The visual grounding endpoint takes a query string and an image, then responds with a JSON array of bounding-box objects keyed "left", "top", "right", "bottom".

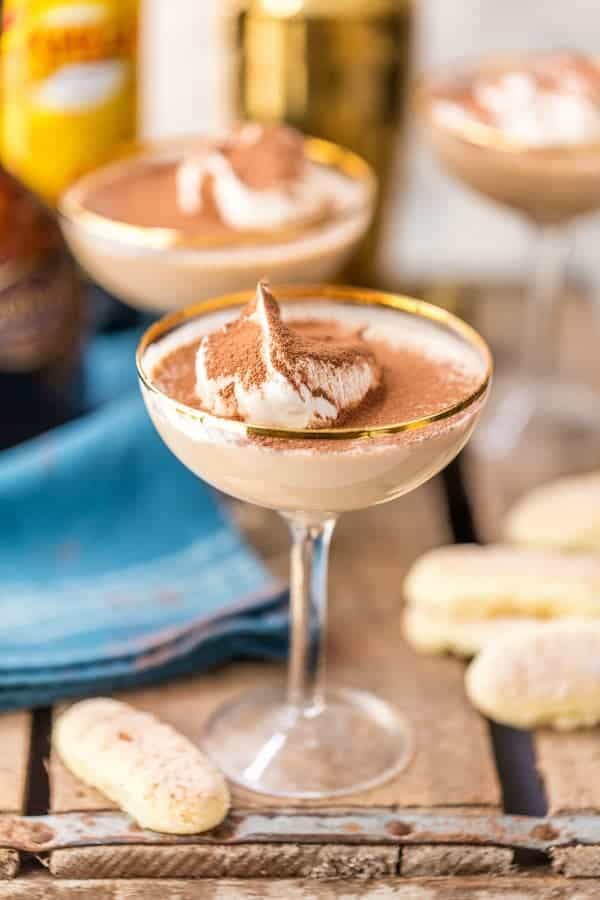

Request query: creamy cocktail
[
  {"left": 421, "top": 52, "right": 600, "bottom": 222},
  {"left": 419, "top": 51, "right": 600, "bottom": 480},
  {"left": 60, "top": 125, "right": 375, "bottom": 313},
  {"left": 141, "top": 283, "right": 489, "bottom": 512},
  {"left": 137, "top": 283, "right": 491, "bottom": 798}
]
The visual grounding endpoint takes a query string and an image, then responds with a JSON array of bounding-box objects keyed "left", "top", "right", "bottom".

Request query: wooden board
[
  {"left": 461, "top": 284, "right": 600, "bottom": 877},
  {"left": 4, "top": 873, "right": 600, "bottom": 900},
  {"left": 536, "top": 728, "right": 600, "bottom": 877},
  {"left": 48, "top": 481, "right": 501, "bottom": 878},
  {"left": 0, "top": 712, "right": 32, "bottom": 878},
  {"left": 48, "top": 844, "right": 400, "bottom": 880},
  {"left": 537, "top": 730, "right": 600, "bottom": 817},
  {"left": 0, "top": 713, "right": 31, "bottom": 815},
  {"left": 462, "top": 440, "right": 600, "bottom": 878},
  {"left": 467, "top": 408, "right": 600, "bottom": 870},
  {"left": 46, "top": 842, "right": 515, "bottom": 880}
]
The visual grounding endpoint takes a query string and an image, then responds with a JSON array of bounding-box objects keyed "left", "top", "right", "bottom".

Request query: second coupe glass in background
[{"left": 58, "top": 136, "right": 375, "bottom": 313}]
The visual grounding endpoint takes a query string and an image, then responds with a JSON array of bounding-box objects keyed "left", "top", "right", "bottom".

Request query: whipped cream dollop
[
  {"left": 195, "top": 281, "right": 381, "bottom": 428},
  {"left": 176, "top": 124, "right": 331, "bottom": 231},
  {"left": 434, "top": 52, "right": 600, "bottom": 146}
]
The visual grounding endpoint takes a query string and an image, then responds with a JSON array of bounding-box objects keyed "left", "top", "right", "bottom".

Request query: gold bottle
[{"left": 238, "top": 0, "right": 414, "bottom": 282}]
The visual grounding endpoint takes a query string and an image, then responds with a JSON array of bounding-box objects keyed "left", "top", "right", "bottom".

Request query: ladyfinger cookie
[
  {"left": 465, "top": 621, "right": 600, "bottom": 730},
  {"left": 54, "top": 698, "right": 230, "bottom": 834},
  {"left": 505, "top": 471, "right": 600, "bottom": 551},
  {"left": 403, "top": 606, "right": 538, "bottom": 657},
  {"left": 404, "top": 544, "right": 600, "bottom": 624}
]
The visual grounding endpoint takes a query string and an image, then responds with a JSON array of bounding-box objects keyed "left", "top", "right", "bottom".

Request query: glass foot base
[{"left": 202, "top": 686, "right": 413, "bottom": 799}]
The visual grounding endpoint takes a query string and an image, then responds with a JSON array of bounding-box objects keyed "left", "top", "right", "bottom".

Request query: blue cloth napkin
[{"left": 0, "top": 329, "right": 288, "bottom": 710}]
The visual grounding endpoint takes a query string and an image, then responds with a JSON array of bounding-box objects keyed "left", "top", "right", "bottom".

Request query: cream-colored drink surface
[
  {"left": 140, "top": 294, "right": 487, "bottom": 511},
  {"left": 147, "top": 299, "right": 484, "bottom": 433}
]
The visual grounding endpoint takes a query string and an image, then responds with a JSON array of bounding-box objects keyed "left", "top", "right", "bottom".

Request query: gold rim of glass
[
  {"left": 136, "top": 285, "right": 493, "bottom": 442},
  {"left": 58, "top": 136, "right": 377, "bottom": 252},
  {"left": 415, "top": 55, "right": 600, "bottom": 155}
]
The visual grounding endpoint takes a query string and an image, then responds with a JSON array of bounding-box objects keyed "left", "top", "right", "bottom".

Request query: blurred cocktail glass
[
  {"left": 59, "top": 136, "right": 375, "bottom": 314},
  {"left": 418, "top": 53, "right": 600, "bottom": 481}
]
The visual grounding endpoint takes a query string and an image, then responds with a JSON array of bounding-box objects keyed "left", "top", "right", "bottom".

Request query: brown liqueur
[
  {"left": 85, "top": 161, "right": 234, "bottom": 235},
  {"left": 83, "top": 124, "right": 331, "bottom": 236},
  {"left": 152, "top": 307, "right": 483, "bottom": 447}
]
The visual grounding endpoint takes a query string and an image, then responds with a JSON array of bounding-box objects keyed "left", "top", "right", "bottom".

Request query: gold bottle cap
[{"left": 248, "top": 0, "right": 410, "bottom": 18}]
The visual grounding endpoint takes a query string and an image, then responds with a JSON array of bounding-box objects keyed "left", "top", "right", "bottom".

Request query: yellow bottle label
[{"left": 1, "top": 0, "right": 137, "bottom": 203}]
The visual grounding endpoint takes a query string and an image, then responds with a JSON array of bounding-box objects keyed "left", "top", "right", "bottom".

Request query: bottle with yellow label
[{"left": 1, "top": 0, "right": 138, "bottom": 204}]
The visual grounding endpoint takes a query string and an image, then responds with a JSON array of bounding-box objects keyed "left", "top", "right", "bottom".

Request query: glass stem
[
  {"left": 283, "top": 513, "right": 337, "bottom": 713},
  {"left": 520, "top": 225, "right": 571, "bottom": 384}
]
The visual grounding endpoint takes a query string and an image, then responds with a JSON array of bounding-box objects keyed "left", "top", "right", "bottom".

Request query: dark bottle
[{"left": 0, "top": 169, "right": 84, "bottom": 449}]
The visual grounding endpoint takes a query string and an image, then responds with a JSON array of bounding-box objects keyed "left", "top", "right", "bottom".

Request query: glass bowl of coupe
[
  {"left": 59, "top": 125, "right": 376, "bottom": 313},
  {"left": 137, "top": 281, "right": 492, "bottom": 799}
]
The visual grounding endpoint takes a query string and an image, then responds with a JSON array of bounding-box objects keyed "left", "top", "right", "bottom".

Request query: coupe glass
[
  {"left": 418, "top": 58, "right": 600, "bottom": 473},
  {"left": 58, "top": 136, "right": 375, "bottom": 314},
  {"left": 137, "top": 285, "right": 492, "bottom": 799}
]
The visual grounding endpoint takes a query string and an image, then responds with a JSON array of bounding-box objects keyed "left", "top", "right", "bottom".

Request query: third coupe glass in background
[{"left": 419, "top": 53, "right": 600, "bottom": 480}]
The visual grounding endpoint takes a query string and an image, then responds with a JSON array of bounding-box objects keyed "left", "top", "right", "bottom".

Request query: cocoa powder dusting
[
  {"left": 434, "top": 52, "right": 600, "bottom": 127},
  {"left": 199, "top": 282, "right": 380, "bottom": 416},
  {"left": 202, "top": 308, "right": 266, "bottom": 392},
  {"left": 525, "top": 52, "right": 600, "bottom": 99},
  {"left": 226, "top": 124, "right": 305, "bottom": 190},
  {"left": 85, "top": 125, "right": 314, "bottom": 234},
  {"left": 152, "top": 296, "right": 482, "bottom": 444}
]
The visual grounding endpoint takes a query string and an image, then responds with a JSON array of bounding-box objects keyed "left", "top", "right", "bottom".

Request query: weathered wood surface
[
  {"left": 0, "top": 854, "right": 19, "bottom": 881},
  {"left": 47, "top": 843, "right": 519, "bottom": 880},
  {"left": 48, "top": 482, "right": 501, "bottom": 878},
  {"left": 0, "top": 712, "right": 32, "bottom": 878},
  {"left": 0, "top": 712, "right": 31, "bottom": 814},
  {"left": 467, "top": 416, "right": 600, "bottom": 851},
  {"left": 5, "top": 873, "right": 600, "bottom": 899},
  {"left": 551, "top": 845, "right": 600, "bottom": 878},
  {"left": 49, "top": 844, "right": 399, "bottom": 880},
  {"left": 463, "top": 285, "right": 600, "bottom": 876},
  {"left": 536, "top": 731, "right": 600, "bottom": 817},
  {"left": 400, "top": 847, "right": 513, "bottom": 878}
]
